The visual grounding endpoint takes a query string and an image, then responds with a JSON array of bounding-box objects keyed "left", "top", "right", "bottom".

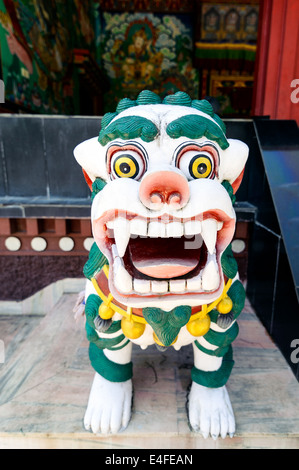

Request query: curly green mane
[{"left": 98, "top": 90, "right": 228, "bottom": 149}]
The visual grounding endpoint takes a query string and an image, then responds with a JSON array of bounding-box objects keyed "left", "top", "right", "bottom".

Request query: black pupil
[
  {"left": 198, "top": 162, "right": 207, "bottom": 174},
  {"left": 120, "top": 162, "right": 131, "bottom": 174}
]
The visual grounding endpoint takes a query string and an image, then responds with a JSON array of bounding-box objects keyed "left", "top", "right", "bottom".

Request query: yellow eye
[
  {"left": 176, "top": 146, "right": 217, "bottom": 181},
  {"left": 189, "top": 155, "right": 212, "bottom": 179},
  {"left": 113, "top": 154, "right": 139, "bottom": 178}
]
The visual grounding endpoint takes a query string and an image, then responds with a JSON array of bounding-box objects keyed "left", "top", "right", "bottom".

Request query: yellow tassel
[
  {"left": 216, "top": 296, "right": 233, "bottom": 314},
  {"left": 187, "top": 309, "right": 211, "bottom": 337},
  {"left": 98, "top": 302, "right": 114, "bottom": 320},
  {"left": 121, "top": 317, "right": 146, "bottom": 339}
]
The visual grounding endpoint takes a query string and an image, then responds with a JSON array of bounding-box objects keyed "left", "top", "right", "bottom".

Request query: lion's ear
[
  {"left": 219, "top": 139, "right": 249, "bottom": 194},
  {"left": 73, "top": 137, "right": 108, "bottom": 187},
  {"left": 231, "top": 168, "right": 245, "bottom": 194},
  {"left": 82, "top": 169, "right": 93, "bottom": 191}
]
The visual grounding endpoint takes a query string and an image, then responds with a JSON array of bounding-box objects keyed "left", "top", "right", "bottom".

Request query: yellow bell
[
  {"left": 98, "top": 303, "right": 114, "bottom": 320},
  {"left": 217, "top": 296, "right": 233, "bottom": 314},
  {"left": 121, "top": 317, "right": 146, "bottom": 339},
  {"left": 187, "top": 314, "right": 211, "bottom": 337}
]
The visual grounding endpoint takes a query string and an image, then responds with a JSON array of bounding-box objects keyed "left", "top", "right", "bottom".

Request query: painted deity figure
[{"left": 74, "top": 91, "right": 248, "bottom": 438}]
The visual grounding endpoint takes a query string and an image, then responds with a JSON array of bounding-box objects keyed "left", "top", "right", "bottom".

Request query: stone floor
[{"left": 0, "top": 285, "right": 299, "bottom": 449}]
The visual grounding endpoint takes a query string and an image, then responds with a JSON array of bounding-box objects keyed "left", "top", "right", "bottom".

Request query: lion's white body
[{"left": 74, "top": 93, "right": 248, "bottom": 438}]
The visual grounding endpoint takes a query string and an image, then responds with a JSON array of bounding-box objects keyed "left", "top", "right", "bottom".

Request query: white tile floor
[{"left": 0, "top": 292, "right": 299, "bottom": 449}]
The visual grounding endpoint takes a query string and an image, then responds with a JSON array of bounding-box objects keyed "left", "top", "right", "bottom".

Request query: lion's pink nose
[{"left": 139, "top": 171, "right": 190, "bottom": 210}]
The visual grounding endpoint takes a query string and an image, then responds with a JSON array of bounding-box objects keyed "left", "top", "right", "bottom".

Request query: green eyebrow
[
  {"left": 98, "top": 115, "right": 159, "bottom": 146},
  {"left": 166, "top": 114, "right": 229, "bottom": 150}
]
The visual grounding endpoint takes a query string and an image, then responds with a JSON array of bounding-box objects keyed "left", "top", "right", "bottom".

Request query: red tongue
[{"left": 128, "top": 237, "right": 199, "bottom": 279}]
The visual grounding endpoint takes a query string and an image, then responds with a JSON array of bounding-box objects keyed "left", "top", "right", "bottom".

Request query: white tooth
[
  {"left": 148, "top": 221, "right": 166, "bottom": 237},
  {"left": 169, "top": 279, "right": 186, "bottom": 293},
  {"left": 217, "top": 221, "right": 223, "bottom": 231},
  {"left": 151, "top": 280, "right": 168, "bottom": 293},
  {"left": 160, "top": 230, "right": 168, "bottom": 238},
  {"left": 201, "top": 255, "right": 219, "bottom": 291},
  {"left": 112, "top": 243, "right": 119, "bottom": 259},
  {"left": 187, "top": 274, "right": 202, "bottom": 291},
  {"left": 114, "top": 257, "right": 133, "bottom": 294},
  {"left": 201, "top": 219, "right": 217, "bottom": 255},
  {"left": 113, "top": 217, "right": 131, "bottom": 257},
  {"left": 107, "top": 220, "right": 114, "bottom": 229},
  {"left": 133, "top": 278, "right": 151, "bottom": 294},
  {"left": 184, "top": 220, "right": 201, "bottom": 236},
  {"left": 130, "top": 218, "right": 147, "bottom": 237},
  {"left": 166, "top": 222, "right": 184, "bottom": 238}
]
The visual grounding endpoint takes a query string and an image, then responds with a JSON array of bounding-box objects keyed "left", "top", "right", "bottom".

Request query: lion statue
[{"left": 74, "top": 90, "right": 248, "bottom": 439}]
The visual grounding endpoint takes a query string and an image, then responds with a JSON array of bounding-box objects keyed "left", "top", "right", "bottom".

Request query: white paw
[
  {"left": 84, "top": 372, "right": 133, "bottom": 434},
  {"left": 188, "top": 382, "right": 235, "bottom": 439}
]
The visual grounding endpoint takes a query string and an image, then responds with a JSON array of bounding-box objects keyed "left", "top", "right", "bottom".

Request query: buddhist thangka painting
[{"left": 97, "top": 11, "right": 199, "bottom": 112}]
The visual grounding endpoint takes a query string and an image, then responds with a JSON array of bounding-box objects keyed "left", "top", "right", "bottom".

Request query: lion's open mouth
[{"left": 93, "top": 209, "right": 235, "bottom": 306}]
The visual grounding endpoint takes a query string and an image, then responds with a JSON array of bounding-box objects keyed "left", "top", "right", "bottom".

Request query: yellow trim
[
  {"left": 195, "top": 42, "right": 256, "bottom": 52},
  {"left": 127, "top": 306, "right": 133, "bottom": 322},
  {"left": 103, "top": 264, "right": 109, "bottom": 278},
  {"left": 91, "top": 265, "right": 233, "bottom": 326},
  {"left": 106, "top": 293, "right": 113, "bottom": 306},
  {"left": 91, "top": 275, "right": 147, "bottom": 324},
  {"left": 189, "top": 278, "right": 232, "bottom": 322}
]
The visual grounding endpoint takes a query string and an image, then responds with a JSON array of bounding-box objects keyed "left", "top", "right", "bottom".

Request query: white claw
[
  {"left": 188, "top": 383, "right": 235, "bottom": 440},
  {"left": 84, "top": 373, "right": 132, "bottom": 435}
]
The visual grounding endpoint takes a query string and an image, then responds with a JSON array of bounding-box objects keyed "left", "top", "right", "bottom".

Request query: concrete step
[{"left": 0, "top": 288, "right": 299, "bottom": 449}]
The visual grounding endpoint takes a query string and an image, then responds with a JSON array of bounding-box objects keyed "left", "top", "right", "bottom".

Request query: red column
[{"left": 252, "top": 0, "right": 299, "bottom": 124}]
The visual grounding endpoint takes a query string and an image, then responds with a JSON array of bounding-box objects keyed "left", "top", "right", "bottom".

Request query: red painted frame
[{"left": 252, "top": 0, "right": 299, "bottom": 124}]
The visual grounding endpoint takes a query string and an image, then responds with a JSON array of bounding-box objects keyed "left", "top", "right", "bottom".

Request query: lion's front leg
[
  {"left": 84, "top": 343, "right": 133, "bottom": 434},
  {"left": 188, "top": 382, "right": 235, "bottom": 439},
  {"left": 187, "top": 342, "right": 235, "bottom": 439}
]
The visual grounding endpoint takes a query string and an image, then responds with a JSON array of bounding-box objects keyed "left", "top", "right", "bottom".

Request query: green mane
[{"left": 98, "top": 90, "right": 228, "bottom": 148}]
